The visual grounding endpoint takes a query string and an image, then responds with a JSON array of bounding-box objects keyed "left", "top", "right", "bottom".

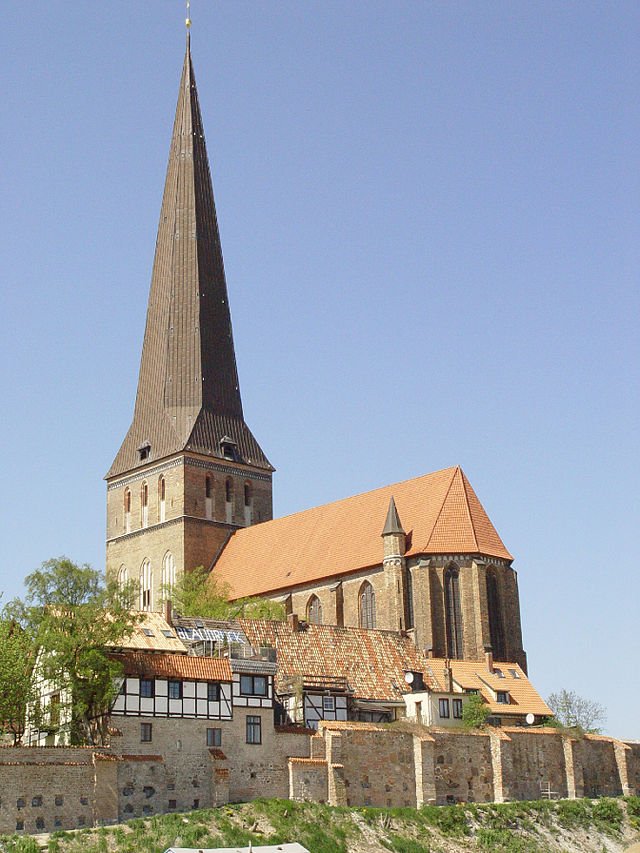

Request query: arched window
[
  {"left": 161, "top": 552, "right": 176, "bottom": 598},
  {"left": 444, "top": 565, "right": 463, "bottom": 659},
  {"left": 486, "top": 568, "right": 506, "bottom": 661},
  {"left": 117, "top": 565, "right": 128, "bottom": 590},
  {"left": 140, "top": 560, "right": 152, "bottom": 611},
  {"left": 225, "top": 478, "right": 233, "bottom": 524},
  {"left": 124, "top": 489, "right": 131, "bottom": 534},
  {"left": 243, "top": 482, "right": 252, "bottom": 526},
  {"left": 141, "top": 482, "right": 148, "bottom": 528},
  {"left": 158, "top": 476, "right": 166, "bottom": 523},
  {"left": 205, "top": 475, "right": 213, "bottom": 519},
  {"left": 359, "top": 581, "right": 376, "bottom": 629},
  {"left": 306, "top": 594, "right": 323, "bottom": 625},
  {"left": 405, "top": 567, "right": 414, "bottom": 630}
]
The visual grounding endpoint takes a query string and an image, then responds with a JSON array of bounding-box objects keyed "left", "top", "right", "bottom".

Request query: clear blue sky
[{"left": 1, "top": 2, "right": 638, "bottom": 738}]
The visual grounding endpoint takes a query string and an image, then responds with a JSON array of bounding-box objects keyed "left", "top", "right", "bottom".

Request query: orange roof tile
[
  {"left": 110, "top": 651, "right": 231, "bottom": 682},
  {"left": 431, "top": 658, "right": 552, "bottom": 717},
  {"left": 213, "top": 466, "right": 512, "bottom": 599},
  {"left": 239, "top": 619, "right": 439, "bottom": 702}
]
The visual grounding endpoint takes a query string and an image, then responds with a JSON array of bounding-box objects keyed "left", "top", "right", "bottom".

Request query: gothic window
[
  {"left": 141, "top": 482, "right": 148, "bottom": 528},
  {"left": 161, "top": 552, "right": 176, "bottom": 597},
  {"left": 406, "top": 567, "right": 414, "bottom": 629},
  {"left": 359, "top": 581, "right": 376, "bottom": 629},
  {"left": 117, "top": 565, "right": 128, "bottom": 590},
  {"left": 306, "top": 594, "right": 323, "bottom": 625},
  {"left": 486, "top": 568, "right": 506, "bottom": 661},
  {"left": 205, "top": 475, "right": 213, "bottom": 520},
  {"left": 140, "top": 559, "right": 152, "bottom": 611},
  {"left": 225, "top": 478, "right": 233, "bottom": 524},
  {"left": 124, "top": 489, "right": 131, "bottom": 534},
  {"left": 444, "top": 565, "right": 463, "bottom": 659},
  {"left": 158, "top": 476, "right": 166, "bottom": 523},
  {"left": 244, "top": 482, "right": 252, "bottom": 525}
]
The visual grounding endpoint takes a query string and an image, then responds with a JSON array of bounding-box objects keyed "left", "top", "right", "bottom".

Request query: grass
[{"left": 0, "top": 797, "right": 637, "bottom": 852}]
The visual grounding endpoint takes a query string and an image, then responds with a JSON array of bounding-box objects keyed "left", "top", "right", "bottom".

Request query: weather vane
[{"left": 186, "top": 0, "right": 192, "bottom": 30}]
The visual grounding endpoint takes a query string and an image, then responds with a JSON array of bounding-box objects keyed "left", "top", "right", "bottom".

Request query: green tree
[
  {"left": 0, "top": 619, "right": 36, "bottom": 744},
  {"left": 168, "top": 566, "right": 285, "bottom": 621},
  {"left": 461, "top": 693, "right": 491, "bottom": 730},
  {"left": 547, "top": 689, "right": 606, "bottom": 734},
  {"left": 3, "top": 557, "right": 140, "bottom": 746}
]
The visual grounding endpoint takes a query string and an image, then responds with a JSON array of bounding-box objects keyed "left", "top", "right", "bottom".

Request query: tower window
[
  {"left": 205, "top": 475, "right": 212, "bottom": 499},
  {"left": 220, "top": 436, "right": 238, "bottom": 461},
  {"left": 243, "top": 482, "right": 252, "bottom": 525},
  {"left": 140, "top": 559, "right": 152, "bottom": 611},
  {"left": 225, "top": 478, "right": 233, "bottom": 503},
  {"left": 159, "top": 477, "right": 166, "bottom": 523},
  {"left": 359, "top": 581, "right": 376, "bottom": 629},
  {"left": 205, "top": 475, "right": 213, "bottom": 520},
  {"left": 161, "top": 552, "right": 176, "bottom": 597},
  {"left": 124, "top": 489, "right": 131, "bottom": 534},
  {"left": 141, "top": 483, "right": 148, "bottom": 528},
  {"left": 486, "top": 568, "right": 506, "bottom": 661}
]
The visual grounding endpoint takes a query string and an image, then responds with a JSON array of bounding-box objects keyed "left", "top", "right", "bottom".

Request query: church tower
[{"left": 105, "top": 36, "right": 273, "bottom": 609}]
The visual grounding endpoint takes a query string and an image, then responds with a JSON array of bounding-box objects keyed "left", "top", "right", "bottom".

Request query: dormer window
[
  {"left": 496, "top": 691, "right": 509, "bottom": 704},
  {"left": 138, "top": 442, "right": 151, "bottom": 462},
  {"left": 219, "top": 436, "right": 238, "bottom": 462}
]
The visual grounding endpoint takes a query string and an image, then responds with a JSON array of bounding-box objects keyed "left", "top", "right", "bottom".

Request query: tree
[
  {"left": 3, "top": 557, "right": 140, "bottom": 746},
  {"left": 547, "top": 689, "right": 606, "bottom": 734},
  {"left": 461, "top": 694, "right": 491, "bottom": 730},
  {"left": 167, "top": 566, "right": 285, "bottom": 621},
  {"left": 0, "top": 619, "right": 36, "bottom": 744}
]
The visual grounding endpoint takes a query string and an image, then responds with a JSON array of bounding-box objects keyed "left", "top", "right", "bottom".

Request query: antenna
[{"left": 185, "top": 0, "right": 192, "bottom": 30}]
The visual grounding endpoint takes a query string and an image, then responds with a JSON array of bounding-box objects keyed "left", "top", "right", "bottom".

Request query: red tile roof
[
  {"left": 213, "top": 466, "right": 511, "bottom": 599},
  {"left": 110, "top": 651, "right": 231, "bottom": 682},
  {"left": 239, "top": 619, "right": 439, "bottom": 702}
]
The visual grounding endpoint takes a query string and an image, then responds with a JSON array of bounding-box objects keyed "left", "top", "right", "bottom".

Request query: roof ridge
[
  {"left": 458, "top": 467, "right": 480, "bottom": 552},
  {"left": 422, "top": 466, "right": 459, "bottom": 552}
]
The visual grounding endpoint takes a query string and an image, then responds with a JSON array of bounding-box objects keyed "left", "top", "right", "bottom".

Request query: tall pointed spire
[{"left": 108, "top": 38, "right": 271, "bottom": 477}]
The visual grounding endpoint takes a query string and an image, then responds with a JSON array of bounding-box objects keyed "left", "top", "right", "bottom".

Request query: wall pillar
[
  {"left": 614, "top": 740, "right": 636, "bottom": 796},
  {"left": 413, "top": 734, "right": 436, "bottom": 807},
  {"left": 489, "top": 730, "right": 509, "bottom": 803}
]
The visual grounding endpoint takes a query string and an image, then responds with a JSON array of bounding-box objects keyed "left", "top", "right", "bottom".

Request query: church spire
[{"left": 108, "top": 38, "right": 271, "bottom": 477}]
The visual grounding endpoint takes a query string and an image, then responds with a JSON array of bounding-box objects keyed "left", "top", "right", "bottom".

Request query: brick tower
[{"left": 105, "top": 36, "right": 273, "bottom": 609}]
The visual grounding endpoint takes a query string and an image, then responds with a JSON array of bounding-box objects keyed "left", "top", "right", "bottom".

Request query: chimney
[
  {"left": 425, "top": 647, "right": 434, "bottom": 659},
  {"left": 484, "top": 645, "right": 494, "bottom": 673},
  {"left": 288, "top": 613, "right": 300, "bottom": 632},
  {"left": 164, "top": 598, "right": 173, "bottom": 627},
  {"left": 442, "top": 664, "right": 453, "bottom": 693}
]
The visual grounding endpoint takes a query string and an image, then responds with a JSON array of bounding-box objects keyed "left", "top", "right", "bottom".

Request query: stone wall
[{"left": 430, "top": 729, "right": 494, "bottom": 805}]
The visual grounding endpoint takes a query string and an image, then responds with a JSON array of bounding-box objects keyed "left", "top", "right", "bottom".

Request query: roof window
[
  {"left": 219, "top": 435, "right": 238, "bottom": 461},
  {"left": 161, "top": 629, "right": 174, "bottom": 638},
  {"left": 508, "top": 668, "right": 520, "bottom": 679},
  {"left": 138, "top": 442, "right": 151, "bottom": 462},
  {"left": 494, "top": 668, "right": 505, "bottom": 678},
  {"left": 142, "top": 628, "right": 155, "bottom": 637}
]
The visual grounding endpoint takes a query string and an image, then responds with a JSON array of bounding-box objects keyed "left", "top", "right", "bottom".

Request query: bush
[{"left": 462, "top": 694, "right": 491, "bottom": 729}]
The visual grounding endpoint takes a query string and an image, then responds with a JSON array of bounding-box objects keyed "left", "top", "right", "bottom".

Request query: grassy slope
[{"left": 2, "top": 797, "right": 640, "bottom": 853}]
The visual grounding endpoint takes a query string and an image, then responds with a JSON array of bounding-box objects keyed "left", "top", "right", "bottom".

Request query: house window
[
  {"left": 246, "top": 715, "right": 261, "bottom": 744},
  {"left": 496, "top": 691, "right": 509, "bottom": 704},
  {"left": 306, "top": 594, "right": 323, "bottom": 625},
  {"left": 124, "top": 489, "right": 131, "bottom": 533},
  {"left": 207, "top": 683, "right": 220, "bottom": 702},
  {"left": 161, "top": 551, "right": 176, "bottom": 597},
  {"left": 322, "top": 696, "right": 335, "bottom": 712},
  {"left": 444, "top": 566, "right": 463, "bottom": 659},
  {"left": 140, "top": 723, "right": 152, "bottom": 742},
  {"left": 168, "top": 680, "right": 182, "bottom": 700},
  {"left": 359, "top": 581, "right": 376, "bottom": 629},
  {"left": 240, "top": 675, "right": 267, "bottom": 696},
  {"left": 439, "top": 698, "right": 450, "bottom": 718},
  {"left": 452, "top": 698, "right": 463, "bottom": 719},
  {"left": 140, "top": 560, "right": 152, "bottom": 611},
  {"left": 140, "top": 679, "right": 154, "bottom": 699},
  {"left": 206, "top": 728, "right": 222, "bottom": 747}
]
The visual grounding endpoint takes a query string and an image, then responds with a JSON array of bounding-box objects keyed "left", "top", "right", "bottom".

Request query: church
[{"left": 106, "top": 35, "right": 527, "bottom": 673}]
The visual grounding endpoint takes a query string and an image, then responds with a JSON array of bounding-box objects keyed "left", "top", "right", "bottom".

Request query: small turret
[{"left": 381, "top": 496, "right": 406, "bottom": 560}]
